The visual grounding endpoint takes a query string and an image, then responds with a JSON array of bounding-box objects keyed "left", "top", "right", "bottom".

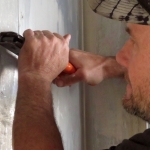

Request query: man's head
[
  {"left": 88, "top": 0, "right": 150, "bottom": 122},
  {"left": 116, "top": 23, "right": 150, "bottom": 123}
]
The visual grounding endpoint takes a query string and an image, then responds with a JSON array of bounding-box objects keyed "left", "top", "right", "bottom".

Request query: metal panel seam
[{"left": 79, "top": 0, "right": 86, "bottom": 149}]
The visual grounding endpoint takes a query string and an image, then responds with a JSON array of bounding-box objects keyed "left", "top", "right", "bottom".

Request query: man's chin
[
  {"left": 122, "top": 95, "right": 150, "bottom": 123},
  {"left": 122, "top": 96, "right": 135, "bottom": 115}
]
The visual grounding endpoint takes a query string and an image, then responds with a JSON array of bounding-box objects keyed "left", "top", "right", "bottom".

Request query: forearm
[
  {"left": 103, "top": 56, "right": 126, "bottom": 79},
  {"left": 13, "top": 74, "right": 63, "bottom": 150}
]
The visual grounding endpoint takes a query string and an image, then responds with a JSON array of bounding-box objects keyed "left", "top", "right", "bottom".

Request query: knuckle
[
  {"left": 25, "top": 29, "right": 32, "bottom": 33},
  {"left": 41, "top": 35, "right": 48, "bottom": 42},
  {"left": 23, "top": 29, "right": 33, "bottom": 36},
  {"left": 34, "top": 30, "right": 43, "bottom": 36},
  {"left": 50, "top": 35, "right": 56, "bottom": 42}
]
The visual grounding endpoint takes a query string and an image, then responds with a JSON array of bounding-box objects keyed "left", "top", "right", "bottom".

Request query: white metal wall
[{"left": 0, "top": 0, "right": 82, "bottom": 150}]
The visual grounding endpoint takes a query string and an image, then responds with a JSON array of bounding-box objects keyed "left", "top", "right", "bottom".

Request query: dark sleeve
[{"left": 105, "top": 129, "right": 150, "bottom": 150}]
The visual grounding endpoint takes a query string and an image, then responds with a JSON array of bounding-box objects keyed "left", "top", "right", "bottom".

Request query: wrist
[
  {"left": 18, "top": 72, "right": 52, "bottom": 84},
  {"left": 17, "top": 72, "right": 52, "bottom": 107}
]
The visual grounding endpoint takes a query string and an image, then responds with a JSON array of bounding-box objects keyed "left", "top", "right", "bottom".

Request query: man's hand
[
  {"left": 54, "top": 49, "right": 126, "bottom": 87},
  {"left": 13, "top": 29, "right": 71, "bottom": 150},
  {"left": 18, "top": 29, "right": 71, "bottom": 82}
]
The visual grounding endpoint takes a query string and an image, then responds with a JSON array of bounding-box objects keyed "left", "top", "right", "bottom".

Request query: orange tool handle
[{"left": 63, "top": 62, "right": 76, "bottom": 74}]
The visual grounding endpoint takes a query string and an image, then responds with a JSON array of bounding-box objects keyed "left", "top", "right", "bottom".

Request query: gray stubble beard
[{"left": 122, "top": 91, "right": 150, "bottom": 124}]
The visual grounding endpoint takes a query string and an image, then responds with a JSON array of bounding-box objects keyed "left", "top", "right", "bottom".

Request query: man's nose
[{"left": 116, "top": 40, "right": 131, "bottom": 68}]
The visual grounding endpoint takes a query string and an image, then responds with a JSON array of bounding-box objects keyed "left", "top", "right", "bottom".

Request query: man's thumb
[{"left": 64, "top": 34, "right": 71, "bottom": 44}]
